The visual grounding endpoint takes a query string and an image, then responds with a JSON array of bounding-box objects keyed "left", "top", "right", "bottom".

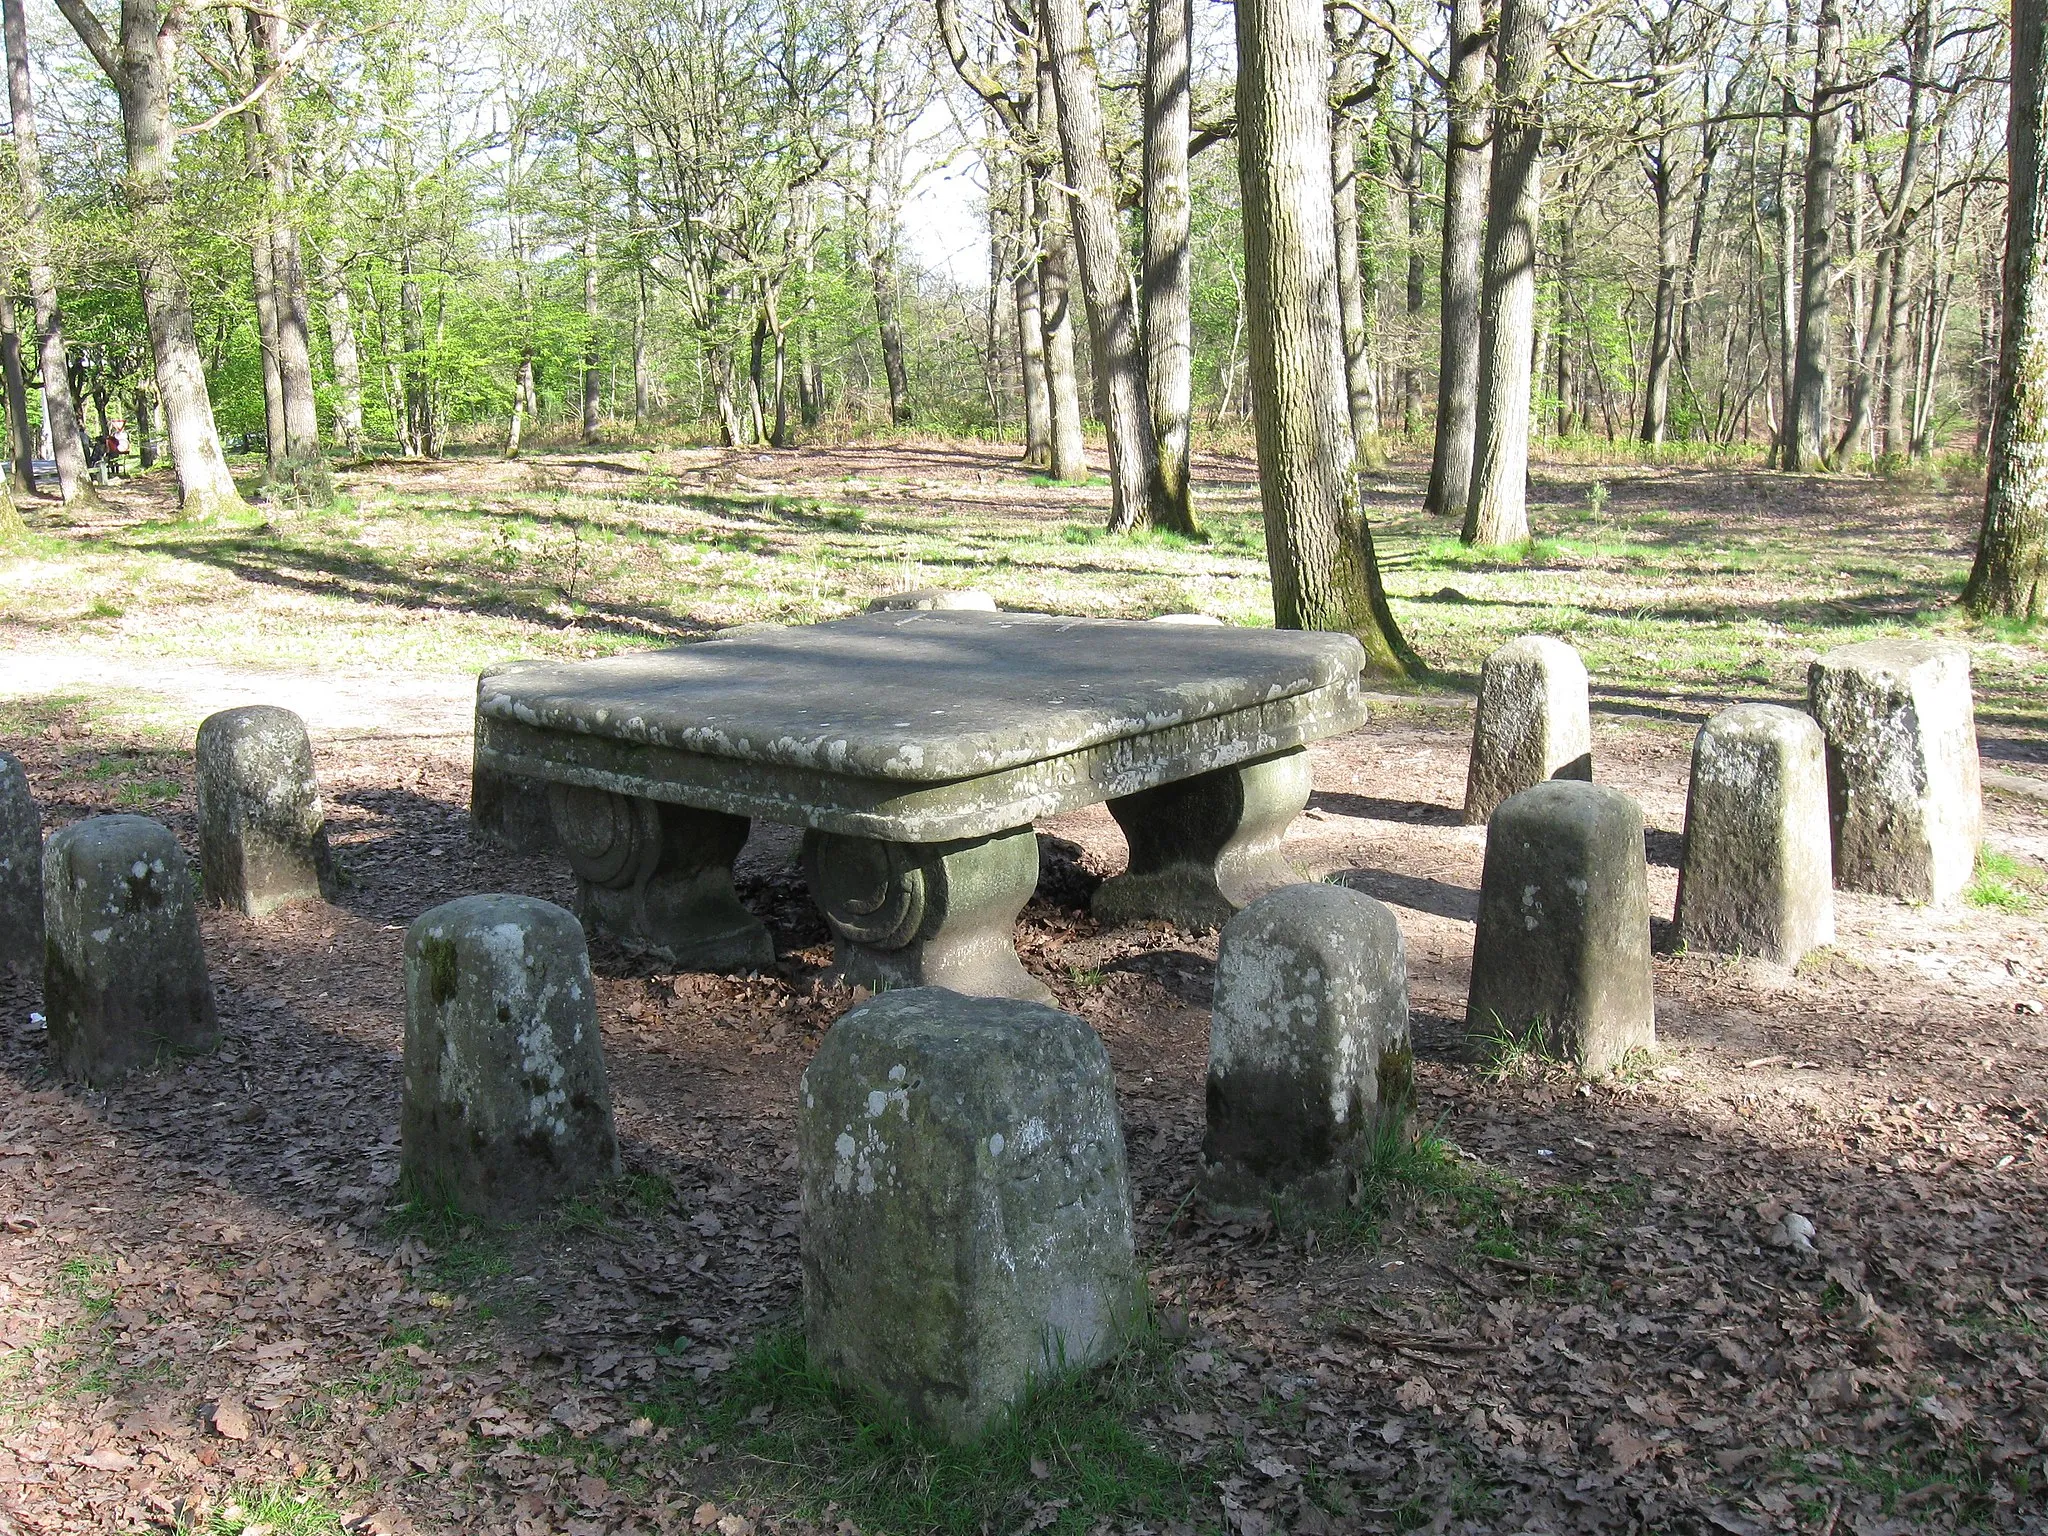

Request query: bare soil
[{"left": 0, "top": 444, "right": 2045, "bottom": 1536}]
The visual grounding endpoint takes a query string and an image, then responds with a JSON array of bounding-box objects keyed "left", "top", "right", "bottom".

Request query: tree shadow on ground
[
  {"left": 1310, "top": 789, "right": 1464, "bottom": 827},
  {"left": 1329, "top": 865, "right": 1479, "bottom": 923}
]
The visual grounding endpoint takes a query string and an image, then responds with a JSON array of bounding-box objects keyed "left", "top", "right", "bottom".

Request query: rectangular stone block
[
  {"left": 1808, "top": 640, "right": 1980, "bottom": 903},
  {"left": 798, "top": 989, "right": 1137, "bottom": 1440}
]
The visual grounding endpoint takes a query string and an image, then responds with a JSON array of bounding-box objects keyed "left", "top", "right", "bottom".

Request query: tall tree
[
  {"left": 1967, "top": 0, "right": 2048, "bottom": 620},
  {"left": 1424, "top": 0, "right": 1489, "bottom": 518},
  {"left": 4, "top": 0, "right": 97, "bottom": 505},
  {"left": 1143, "top": 0, "right": 1196, "bottom": 530},
  {"left": 1038, "top": 0, "right": 1192, "bottom": 533},
  {"left": 55, "top": 0, "right": 248, "bottom": 517},
  {"left": 1787, "top": 0, "right": 1844, "bottom": 471},
  {"left": 1463, "top": 0, "right": 1547, "bottom": 546},
  {"left": 1234, "top": 0, "right": 1417, "bottom": 674}
]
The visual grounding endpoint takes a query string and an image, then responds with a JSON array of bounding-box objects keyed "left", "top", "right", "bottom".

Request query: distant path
[{"left": 0, "top": 642, "right": 476, "bottom": 749}]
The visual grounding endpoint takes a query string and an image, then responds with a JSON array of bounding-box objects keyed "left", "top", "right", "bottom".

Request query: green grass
[
  {"left": 1966, "top": 847, "right": 2040, "bottom": 912},
  {"left": 651, "top": 1327, "right": 1211, "bottom": 1536},
  {"left": 2, "top": 442, "right": 2041, "bottom": 753},
  {"left": 185, "top": 1480, "right": 349, "bottom": 1535}
]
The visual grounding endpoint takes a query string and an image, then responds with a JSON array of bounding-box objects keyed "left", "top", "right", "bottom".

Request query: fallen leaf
[
  {"left": 211, "top": 1397, "right": 252, "bottom": 1442},
  {"left": 1595, "top": 1420, "right": 1657, "bottom": 1471},
  {"left": 75, "top": 1448, "right": 137, "bottom": 1471}
]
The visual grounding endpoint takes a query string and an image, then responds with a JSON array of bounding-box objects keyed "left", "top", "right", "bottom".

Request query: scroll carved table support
[
  {"left": 802, "top": 826, "right": 1047, "bottom": 1003},
  {"left": 1092, "top": 749, "right": 1313, "bottom": 930},
  {"left": 548, "top": 785, "right": 774, "bottom": 969}
]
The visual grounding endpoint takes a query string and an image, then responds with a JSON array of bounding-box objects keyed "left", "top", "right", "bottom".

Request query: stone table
[{"left": 475, "top": 611, "right": 1367, "bottom": 1000}]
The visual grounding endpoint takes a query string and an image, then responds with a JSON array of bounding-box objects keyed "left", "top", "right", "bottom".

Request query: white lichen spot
[
  {"left": 130, "top": 860, "right": 147, "bottom": 879},
  {"left": 866, "top": 1089, "right": 888, "bottom": 1117},
  {"left": 988, "top": 1132, "right": 1005, "bottom": 1157}
]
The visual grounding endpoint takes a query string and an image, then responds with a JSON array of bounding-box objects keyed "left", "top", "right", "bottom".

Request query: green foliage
[
  {"left": 663, "top": 1327, "right": 1207, "bottom": 1536},
  {"left": 1966, "top": 848, "right": 2040, "bottom": 912}
]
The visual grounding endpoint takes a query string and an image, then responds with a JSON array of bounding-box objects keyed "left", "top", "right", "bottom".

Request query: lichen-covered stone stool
[
  {"left": 1466, "top": 781, "right": 1654, "bottom": 1076},
  {"left": 401, "top": 894, "right": 618, "bottom": 1220},
  {"left": 1808, "top": 639, "right": 1981, "bottom": 904},
  {"left": 798, "top": 988, "right": 1137, "bottom": 1440},
  {"left": 1200, "top": 884, "right": 1413, "bottom": 1215},
  {"left": 1463, "top": 636, "right": 1593, "bottom": 824},
  {"left": 43, "top": 815, "right": 217, "bottom": 1083},
  {"left": 195, "top": 705, "right": 334, "bottom": 917},
  {"left": 0, "top": 753, "right": 40, "bottom": 980},
  {"left": 866, "top": 588, "right": 998, "bottom": 612},
  {"left": 1676, "top": 704, "right": 1833, "bottom": 964}
]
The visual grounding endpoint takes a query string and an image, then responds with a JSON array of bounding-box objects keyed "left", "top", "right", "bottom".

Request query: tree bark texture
[
  {"left": 1789, "top": 0, "right": 1843, "bottom": 471},
  {"left": 1038, "top": 0, "right": 1161, "bottom": 533},
  {"left": 55, "top": 0, "right": 247, "bottom": 515},
  {"left": 6, "top": 0, "right": 94, "bottom": 504},
  {"left": 1015, "top": 171, "right": 1053, "bottom": 465},
  {"left": 1463, "top": 0, "right": 1547, "bottom": 547},
  {"left": 1425, "top": 0, "right": 1489, "bottom": 518},
  {"left": 1640, "top": 139, "right": 1678, "bottom": 444},
  {"left": 870, "top": 235, "right": 914, "bottom": 425},
  {"left": 0, "top": 293, "right": 34, "bottom": 496},
  {"left": 1330, "top": 32, "right": 1375, "bottom": 459},
  {"left": 1967, "top": 0, "right": 2048, "bottom": 619},
  {"left": 1234, "top": 0, "right": 1416, "bottom": 675},
  {"left": 252, "top": 7, "right": 319, "bottom": 472},
  {"left": 1143, "top": 0, "right": 1196, "bottom": 531}
]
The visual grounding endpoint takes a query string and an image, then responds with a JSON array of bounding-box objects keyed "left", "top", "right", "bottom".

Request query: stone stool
[
  {"left": 43, "top": 815, "right": 217, "bottom": 1084},
  {"left": 866, "top": 588, "right": 997, "bottom": 613},
  {"left": 0, "top": 753, "right": 40, "bottom": 980},
  {"left": 1463, "top": 636, "right": 1593, "bottom": 823},
  {"left": 195, "top": 706, "right": 334, "bottom": 917},
  {"left": 401, "top": 894, "right": 618, "bottom": 1220},
  {"left": 1676, "top": 704, "right": 1833, "bottom": 964},
  {"left": 1808, "top": 640, "right": 1981, "bottom": 904},
  {"left": 799, "top": 988, "right": 1136, "bottom": 1441},
  {"left": 471, "top": 759, "right": 556, "bottom": 857},
  {"left": 1466, "top": 781, "right": 1654, "bottom": 1076},
  {"left": 1201, "top": 884, "right": 1413, "bottom": 1215}
]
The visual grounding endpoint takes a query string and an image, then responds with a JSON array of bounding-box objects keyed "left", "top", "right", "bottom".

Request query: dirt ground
[{"left": 1, "top": 443, "right": 2046, "bottom": 1536}]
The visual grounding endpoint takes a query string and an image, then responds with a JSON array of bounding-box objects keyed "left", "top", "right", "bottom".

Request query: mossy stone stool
[
  {"left": 1200, "top": 884, "right": 1413, "bottom": 1215},
  {"left": 401, "top": 894, "right": 619, "bottom": 1220},
  {"left": 798, "top": 988, "right": 1137, "bottom": 1440},
  {"left": 43, "top": 814, "right": 217, "bottom": 1084},
  {"left": 1466, "top": 781, "right": 1655, "bottom": 1077}
]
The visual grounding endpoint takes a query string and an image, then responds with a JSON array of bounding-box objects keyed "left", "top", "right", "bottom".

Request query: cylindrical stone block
[
  {"left": 195, "top": 706, "right": 334, "bottom": 917},
  {"left": 1808, "top": 640, "right": 1981, "bottom": 904},
  {"left": 1463, "top": 636, "right": 1594, "bottom": 823},
  {"left": 799, "top": 988, "right": 1137, "bottom": 1442},
  {"left": 1466, "top": 781, "right": 1655, "bottom": 1077},
  {"left": 0, "top": 753, "right": 41, "bottom": 980},
  {"left": 42, "top": 815, "right": 218, "bottom": 1084},
  {"left": 401, "top": 894, "right": 618, "bottom": 1221},
  {"left": 1200, "top": 884, "right": 1413, "bottom": 1215},
  {"left": 1676, "top": 704, "right": 1834, "bottom": 965}
]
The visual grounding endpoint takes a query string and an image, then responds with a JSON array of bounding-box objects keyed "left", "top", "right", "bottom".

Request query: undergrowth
[{"left": 653, "top": 1326, "right": 1208, "bottom": 1536}]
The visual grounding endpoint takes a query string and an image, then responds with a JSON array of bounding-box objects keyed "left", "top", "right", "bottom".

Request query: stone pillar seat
[{"left": 1463, "top": 636, "right": 1593, "bottom": 824}]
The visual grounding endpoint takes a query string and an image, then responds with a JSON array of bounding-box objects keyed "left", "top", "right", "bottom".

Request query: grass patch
[
  {"left": 668, "top": 1327, "right": 1208, "bottom": 1536},
  {"left": 381, "top": 1198, "right": 512, "bottom": 1291},
  {"left": 186, "top": 1479, "right": 349, "bottom": 1535},
  {"left": 1966, "top": 847, "right": 2040, "bottom": 912}
]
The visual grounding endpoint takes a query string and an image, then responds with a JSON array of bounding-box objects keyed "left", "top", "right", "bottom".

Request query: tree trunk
[
  {"left": 1775, "top": 11, "right": 1800, "bottom": 469},
  {"left": 1424, "top": 0, "right": 1489, "bottom": 517},
  {"left": 1967, "top": 0, "right": 2048, "bottom": 618},
  {"left": 6, "top": 0, "right": 95, "bottom": 504},
  {"left": 1330, "top": 28, "right": 1375, "bottom": 460},
  {"left": 1038, "top": 0, "right": 1164, "bottom": 533},
  {"left": 55, "top": 0, "right": 246, "bottom": 515},
  {"left": 1143, "top": 0, "right": 1196, "bottom": 530},
  {"left": 870, "top": 234, "right": 913, "bottom": 426},
  {"left": 251, "top": 7, "right": 319, "bottom": 480},
  {"left": 1640, "top": 140, "right": 1678, "bottom": 444},
  {"left": 583, "top": 226, "right": 601, "bottom": 445},
  {"left": 1463, "top": 0, "right": 1547, "bottom": 547},
  {"left": 1235, "top": 0, "right": 1417, "bottom": 675},
  {"left": 251, "top": 213, "right": 287, "bottom": 482},
  {"left": 1402, "top": 91, "right": 1428, "bottom": 435},
  {"left": 1041, "top": 217, "right": 1088, "bottom": 481},
  {"left": 0, "top": 293, "right": 33, "bottom": 496},
  {"left": 634, "top": 273, "right": 650, "bottom": 430},
  {"left": 1882, "top": 241, "right": 1913, "bottom": 455},
  {"left": 133, "top": 388, "right": 154, "bottom": 468},
  {"left": 1788, "top": 0, "right": 1843, "bottom": 471},
  {"left": 1015, "top": 171, "right": 1053, "bottom": 465}
]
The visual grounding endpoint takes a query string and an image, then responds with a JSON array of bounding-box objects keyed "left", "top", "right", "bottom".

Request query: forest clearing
[{"left": 0, "top": 441, "right": 2043, "bottom": 1535}]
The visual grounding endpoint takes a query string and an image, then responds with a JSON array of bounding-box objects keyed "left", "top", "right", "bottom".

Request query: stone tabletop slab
[{"left": 477, "top": 612, "right": 1368, "bottom": 841}]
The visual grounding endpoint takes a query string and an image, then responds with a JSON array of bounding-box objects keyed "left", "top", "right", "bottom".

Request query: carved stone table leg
[
  {"left": 803, "top": 825, "right": 1049, "bottom": 1003},
  {"left": 1093, "top": 748, "right": 1313, "bottom": 930},
  {"left": 549, "top": 784, "right": 774, "bottom": 969}
]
